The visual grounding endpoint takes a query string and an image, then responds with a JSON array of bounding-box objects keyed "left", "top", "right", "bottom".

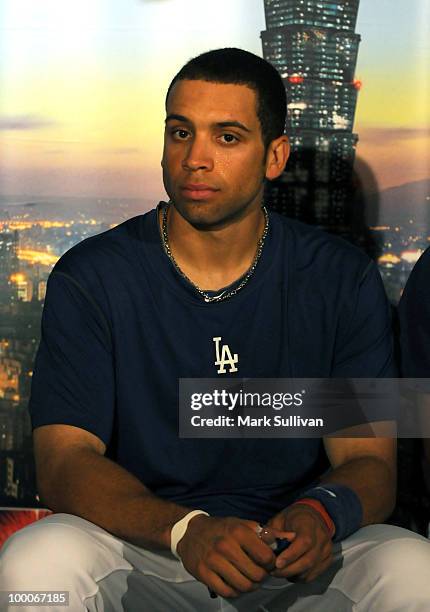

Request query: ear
[{"left": 265, "top": 136, "right": 290, "bottom": 181}]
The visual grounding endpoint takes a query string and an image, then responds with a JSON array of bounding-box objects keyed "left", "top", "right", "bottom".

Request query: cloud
[
  {"left": 95, "top": 147, "right": 142, "bottom": 155},
  {"left": 112, "top": 147, "right": 141, "bottom": 155},
  {"left": 0, "top": 115, "right": 57, "bottom": 131},
  {"left": 359, "top": 126, "right": 430, "bottom": 145}
]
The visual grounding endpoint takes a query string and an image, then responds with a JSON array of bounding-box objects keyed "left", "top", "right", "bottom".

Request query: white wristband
[{"left": 170, "top": 510, "right": 210, "bottom": 560}]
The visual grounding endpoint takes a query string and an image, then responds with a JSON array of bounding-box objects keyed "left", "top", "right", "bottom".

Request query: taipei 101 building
[{"left": 261, "top": 0, "right": 363, "bottom": 238}]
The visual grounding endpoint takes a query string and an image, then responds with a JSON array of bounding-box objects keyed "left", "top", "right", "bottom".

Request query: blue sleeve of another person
[
  {"left": 398, "top": 246, "right": 430, "bottom": 377},
  {"left": 332, "top": 260, "right": 397, "bottom": 377},
  {"left": 28, "top": 269, "right": 115, "bottom": 446}
]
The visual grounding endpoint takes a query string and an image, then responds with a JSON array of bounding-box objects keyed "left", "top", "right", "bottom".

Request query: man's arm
[
  {"left": 34, "top": 424, "right": 283, "bottom": 599},
  {"left": 34, "top": 424, "right": 197, "bottom": 551},
  {"left": 321, "top": 434, "right": 397, "bottom": 524},
  {"left": 267, "top": 434, "right": 396, "bottom": 582}
]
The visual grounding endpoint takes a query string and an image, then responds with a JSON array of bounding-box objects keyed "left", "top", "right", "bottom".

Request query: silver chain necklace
[{"left": 161, "top": 202, "right": 270, "bottom": 303}]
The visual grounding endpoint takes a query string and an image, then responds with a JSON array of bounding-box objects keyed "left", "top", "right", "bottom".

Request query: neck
[{"left": 160, "top": 201, "right": 267, "bottom": 292}]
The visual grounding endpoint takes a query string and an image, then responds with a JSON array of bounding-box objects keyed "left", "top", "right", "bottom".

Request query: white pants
[{"left": 1, "top": 513, "right": 430, "bottom": 611}]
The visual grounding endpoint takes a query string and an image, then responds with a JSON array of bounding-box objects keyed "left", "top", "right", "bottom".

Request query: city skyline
[{"left": 0, "top": 0, "right": 428, "bottom": 201}]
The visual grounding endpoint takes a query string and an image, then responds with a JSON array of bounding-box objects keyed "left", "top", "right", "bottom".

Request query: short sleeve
[
  {"left": 398, "top": 247, "right": 430, "bottom": 377},
  {"left": 332, "top": 261, "right": 397, "bottom": 377},
  {"left": 28, "top": 270, "right": 115, "bottom": 446}
]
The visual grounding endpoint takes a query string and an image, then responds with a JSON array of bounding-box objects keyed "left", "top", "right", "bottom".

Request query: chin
[{"left": 173, "top": 198, "right": 236, "bottom": 230}]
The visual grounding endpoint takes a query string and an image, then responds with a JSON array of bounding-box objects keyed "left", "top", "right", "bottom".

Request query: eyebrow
[{"left": 165, "top": 114, "right": 252, "bottom": 133}]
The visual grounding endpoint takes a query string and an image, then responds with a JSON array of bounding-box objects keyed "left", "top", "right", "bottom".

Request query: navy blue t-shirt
[{"left": 28, "top": 204, "right": 395, "bottom": 523}]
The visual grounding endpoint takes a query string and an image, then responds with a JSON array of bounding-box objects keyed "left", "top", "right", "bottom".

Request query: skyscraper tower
[
  {"left": 261, "top": 0, "right": 362, "bottom": 237},
  {"left": 0, "top": 230, "right": 19, "bottom": 306}
]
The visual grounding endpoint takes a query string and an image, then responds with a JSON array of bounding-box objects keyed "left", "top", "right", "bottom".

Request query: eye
[
  {"left": 219, "top": 133, "right": 239, "bottom": 144},
  {"left": 171, "top": 128, "right": 190, "bottom": 140}
]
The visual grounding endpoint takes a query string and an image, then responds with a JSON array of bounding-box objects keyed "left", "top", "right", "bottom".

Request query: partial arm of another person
[{"left": 398, "top": 247, "right": 430, "bottom": 493}]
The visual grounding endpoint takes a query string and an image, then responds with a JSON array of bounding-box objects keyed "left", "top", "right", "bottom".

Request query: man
[{"left": 1, "top": 48, "right": 430, "bottom": 612}]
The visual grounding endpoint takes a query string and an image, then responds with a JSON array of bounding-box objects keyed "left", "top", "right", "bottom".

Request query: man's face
[{"left": 162, "top": 79, "right": 269, "bottom": 229}]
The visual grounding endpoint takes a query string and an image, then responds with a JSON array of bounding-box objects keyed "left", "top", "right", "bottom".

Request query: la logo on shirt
[{"left": 213, "top": 337, "right": 239, "bottom": 374}]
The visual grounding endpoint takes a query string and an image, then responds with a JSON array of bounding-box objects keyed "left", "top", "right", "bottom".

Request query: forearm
[
  {"left": 320, "top": 455, "right": 396, "bottom": 524},
  {"left": 38, "top": 447, "right": 194, "bottom": 551}
]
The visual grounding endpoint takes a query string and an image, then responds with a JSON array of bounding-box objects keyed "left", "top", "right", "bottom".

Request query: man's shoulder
[
  {"left": 273, "top": 212, "right": 371, "bottom": 278},
  {"left": 52, "top": 210, "right": 154, "bottom": 281}
]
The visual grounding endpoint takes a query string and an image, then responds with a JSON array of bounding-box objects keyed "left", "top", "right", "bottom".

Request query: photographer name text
[{"left": 190, "top": 415, "right": 324, "bottom": 428}]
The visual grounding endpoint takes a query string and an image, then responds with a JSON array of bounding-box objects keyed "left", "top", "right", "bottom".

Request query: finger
[
  {"left": 272, "top": 540, "right": 332, "bottom": 580},
  {"left": 274, "top": 533, "right": 315, "bottom": 569},
  {"left": 258, "top": 528, "right": 296, "bottom": 558},
  {"left": 271, "top": 534, "right": 333, "bottom": 578},
  {"left": 234, "top": 530, "right": 277, "bottom": 569},
  {"left": 297, "top": 551, "right": 333, "bottom": 583},
  {"left": 209, "top": 554, "right": 261, "bottom": 594},
  {"left": 266, "top": 515, "right": 287, "bottom": 531},
  {"left": 265, "top": 527, "right": 297, "bottom": 541},
  {"left": 244, "top": 520, "right": 296, "bottom": 548},
  {"left": 271, "top": 546, "right": 320, "bottom": 579},
  {"left": 242, "top": 519, "right": 269, "bottom": 534},
  {"left": 284, "top": 538, "right": 332, "bottom": 581},
  {"left": 214, "top": 539, "right": 269, "bottom": 583},
  {"left": 204, "top": 570, "right": 241, "bottom": 599}
]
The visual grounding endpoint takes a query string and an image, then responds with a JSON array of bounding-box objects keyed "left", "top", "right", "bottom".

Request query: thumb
[{"left": 266, "top": 515, "right": 287, "bottom": 531}]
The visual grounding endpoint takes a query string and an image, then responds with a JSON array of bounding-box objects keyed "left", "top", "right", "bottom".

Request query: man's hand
[
  {"left": 176, "top": 515, "right": 291, "bottom": 598},
  {"left": 267, "top": 504, "right": 333, "bottom": 583}
]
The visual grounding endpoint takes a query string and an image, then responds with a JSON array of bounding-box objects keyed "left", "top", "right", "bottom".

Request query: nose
[{"left": 182, "top": 135, "right": 214, "bottom": 172}]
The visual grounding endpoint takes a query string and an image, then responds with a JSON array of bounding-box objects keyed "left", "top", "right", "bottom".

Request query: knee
[
  {"left": 365, "top": 532, "right": 430, "bottom": 603},
  {"left": 0, "top": 514, "right": 96, "bottom": 585},
  {"left": 370, "top": 534, "right": 430, "bottom": 577}
]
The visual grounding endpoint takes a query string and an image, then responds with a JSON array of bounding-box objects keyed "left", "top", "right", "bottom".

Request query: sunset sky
[{"left": 0, "top": 0, "right": 428, "bottom": 200}]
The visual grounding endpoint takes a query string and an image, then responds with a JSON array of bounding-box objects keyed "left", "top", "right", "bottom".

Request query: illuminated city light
[
  {"left": 332, "top": 112, "right": 350, "bottom": 129},
  {"left": 289, "top": 74, "right": 305, "bottom": 83},
  {"left": 314, "top": 30, "right": 326, "bottom": 40},
  {"left": 17, "top": 249, "right": 59, "bottom": 266},
  {"left": 0, "top": 220, "right": 78, "bottom": 231},
  {"left": 9, "top": 273, "right": 25, "bottom": 284},
  {"left": 401, "top": 250, "right": 424, "bottom": 264},
  {"left": 378, "top": 254, "right": 401, "bottom": 265},
  {"left": 288, "top": 102, "right": 308, "bottom": 110},
  {"left": 353, "top": 79, "right": 362, "bottom": 90}
]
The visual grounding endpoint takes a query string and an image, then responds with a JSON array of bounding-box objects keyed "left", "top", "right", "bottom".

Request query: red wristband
[{"left": 291, "top": 498, "right": 336, "bottom": 538}]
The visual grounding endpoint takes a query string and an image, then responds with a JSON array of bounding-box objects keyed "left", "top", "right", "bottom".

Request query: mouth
[{"left": 181, "top": 184, "right": 220, "bottom": 200}]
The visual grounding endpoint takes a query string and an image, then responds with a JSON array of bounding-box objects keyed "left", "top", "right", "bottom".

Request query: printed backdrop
[{"left": 0, "top": 0, "right": 429, "bottom": 532}]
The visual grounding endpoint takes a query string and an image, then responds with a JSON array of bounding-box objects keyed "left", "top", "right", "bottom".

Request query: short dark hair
[{"left": 165, "top": 48, "right": 287, "bottom": 151}]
